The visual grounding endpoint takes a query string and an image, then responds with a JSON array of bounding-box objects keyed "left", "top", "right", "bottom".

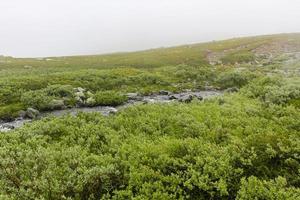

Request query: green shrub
[
  {"left": 0, "top": 103, "right": 25, "bottom": 120},
  {"left": 216, "top": 71, "right": 257, "bottom": 89},
  {"left": 236, "top": 176, "right": 300, "bottom": 200},
  {"left": 21, "top": 90, "right": 54, "bottom": 111},
  {"left": 94, "top": 91, "right": 128, "bottom": 106}
]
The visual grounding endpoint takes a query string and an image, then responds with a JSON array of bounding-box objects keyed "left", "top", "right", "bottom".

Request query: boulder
[
  {"left": 26, "top": 108, "right": 39, "bottom": 119},
  {"left": 86, "top": 97, "right": 96, "bottom": 106},
  {"left": 18, "top": 110, "right": 27, "bottom": 118},
  {"left": 159, "top": 90, "right": 171, "bottom": 95},
  {"left": 49, "top": 99, "right": 65, "bottom": 110},
  {"left": 168, "top": 95, "right": 178, "bottom": 100},
  {"left": 75, "top": 91, "right": 85, "bottom": 98},
  {"left": 178, "top": 95, "right": 194, "bottom": 103},
  {"left": 74, "top": 87, "right": 85, "bottom": 93},
  {"left": 195, "top": 95, "right": 203, "bottom": 101},
  {"left": 75, "top": 96, "right": 85, "bottom": 106}
]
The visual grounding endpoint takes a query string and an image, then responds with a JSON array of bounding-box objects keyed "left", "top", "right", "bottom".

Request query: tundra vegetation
[{"left": 0, "top": 33, "right": 299, "bottom": 199}]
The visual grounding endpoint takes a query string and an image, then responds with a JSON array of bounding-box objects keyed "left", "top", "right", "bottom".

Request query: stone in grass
[
  {"left": 26, "top": 108, "right": 40, "bottom": 119},
  {"left": 86, "top": 97, "right": 96, "bottom": 107}
]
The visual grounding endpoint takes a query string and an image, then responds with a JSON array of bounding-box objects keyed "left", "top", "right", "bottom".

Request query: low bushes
[
  {"left": 94, "top": 91, "right": 128, "bottom": 106},
  {"left": 0, "top": 93, "right": 299, "bottom": 199}
]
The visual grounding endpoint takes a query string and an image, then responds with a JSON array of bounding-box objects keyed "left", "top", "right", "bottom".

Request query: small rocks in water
[
  {"left": 178, "top": 95, "right": 194, "bottom": 103},
  {"left": 26, "top": 108, "right": 40, "bottom": 119},
  {"left": 195, "top": 95, "right": 203, "bottom": 101},
  {"left": 169, "top": 95, "right": 178, "bottom": 100},
  {"left": 159, "top": 90, "right": 171, "bottom": 95}
]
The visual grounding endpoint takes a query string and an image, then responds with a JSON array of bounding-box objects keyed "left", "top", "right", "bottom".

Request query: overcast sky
[{"left": 1, "top": 0, "right": 300, "bottom": 57}]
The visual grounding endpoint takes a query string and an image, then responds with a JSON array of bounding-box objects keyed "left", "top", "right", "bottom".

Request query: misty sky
[{"left": 1, "top": 0, "right": 300, "bottom": 57}]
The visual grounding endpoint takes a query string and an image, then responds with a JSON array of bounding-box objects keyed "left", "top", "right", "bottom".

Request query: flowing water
[{"left": 0, "top": 91, "right": 222, "bottom": 132}]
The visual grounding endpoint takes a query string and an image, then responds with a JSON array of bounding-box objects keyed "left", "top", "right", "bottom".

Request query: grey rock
[
  {"left": 159, "top": 90, "right": 171, "bottom": 95},
  {"left": 86, "top": 97, "right": 96, "bottom": 106},
  {"left": 169, "top": 95, "right": 178, "bottom": 100},
  {"left": 26, "top": 108, "right": 39, "bottom": 119},
  {"left": 18, "top": 110, "right": 27, "bottom": 118},
  {"left": 74, "top": 87, "right": 85, "bottom": 93},
  {"left": 178, "top": 95, "right": 194, "bottom": 103}
]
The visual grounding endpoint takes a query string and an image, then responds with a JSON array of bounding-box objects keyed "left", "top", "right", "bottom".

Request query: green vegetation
[{"left": 0, "top": 33, "right": 300, "bottom": 199}]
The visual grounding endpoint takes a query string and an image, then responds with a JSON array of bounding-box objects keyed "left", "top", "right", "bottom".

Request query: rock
[
  {"left": 225, "top": 87, "right": 239, "bottom": 93},
  {"left": 159, "top": 90, "right": 171, "bottom": 95},
  {"left": 86, "top": 97, "right": 96, "bottom": 106},
  {"left": 75, "top": 91, "right": 85, "bottom": 98},
  {"left": 75, "top": 96, "right": 85, "bottom": 106},
  {"left": 86, "top": 91, "right": 94, "bottom": 98},
  {"left": 26, "top": 108, "right": 39, "bottom": 119},
  {"left": 126, "top": 93, "right": 143, "bottom": 101},
  {"left": 169, "top": 95, "right": 178, "bottom": 100},
  {"left": 195, "top": 95, "right": 203, "bottom": 101},
  {"left": 18, "top": 110, "right": 27, "bottom": 118},
  {"left": 49, "top": 99, "right": 65, "bottom": 110},
  {"left": 178, "top": 95, "right": 194, "bottom": 103},
  {"left": 74, "top": 87, "right": 85, "bottom": 93}
]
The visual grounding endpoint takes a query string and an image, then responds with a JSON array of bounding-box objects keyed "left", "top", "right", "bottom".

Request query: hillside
[{"left": 0, "top": 33, "right": 300, "bottom": 199}]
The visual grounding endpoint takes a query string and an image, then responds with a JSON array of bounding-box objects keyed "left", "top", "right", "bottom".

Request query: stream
[{"left": 0, "top": 90, "right": 222, "bottom": 132}]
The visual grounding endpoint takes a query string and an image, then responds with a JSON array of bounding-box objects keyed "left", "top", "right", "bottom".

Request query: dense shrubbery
[
  {"left": 0, "top": 91, "right": 299, "bottom": 199},
  {"left": 216, "top": 71, "right": 258, "bottom": 89},
  {"left": 242, "top": 76, "right": 300, "bottom": 106},
  {"left": 94, "top": 91, "right": 128, "bottom": 106}
]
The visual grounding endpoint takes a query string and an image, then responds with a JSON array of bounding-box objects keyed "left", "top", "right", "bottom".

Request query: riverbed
[{"left": 0, "top": 90, "right": 222, "bottom": 132}]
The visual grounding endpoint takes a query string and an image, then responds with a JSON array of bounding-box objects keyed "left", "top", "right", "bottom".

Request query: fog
[{"left": 1, "top": 0, "right": 300, "bottom": 57}]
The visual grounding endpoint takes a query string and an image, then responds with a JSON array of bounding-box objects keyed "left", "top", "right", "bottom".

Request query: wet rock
[
  {"left": 194, "top": 94, "right": 203, "bottom": 101},
  {"left": 169, "top": 95, "right": 178, "bottom": 100},
  {"left": 178, "top": 95, "right": 194, "bottom": 103},
  {"left": 159, "top": 90, "right": 171, "bottom": 95},
  {"left": 26, "top": 108, "right": 40, "bottom": 119}
]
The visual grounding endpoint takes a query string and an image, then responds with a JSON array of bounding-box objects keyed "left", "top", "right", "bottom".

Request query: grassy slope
[
  {"left": 0, "top": 33, "right": 299, "bottom": 120},
  {"left": 0, "top": 33, "right": 300, "bottom": 199}
]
